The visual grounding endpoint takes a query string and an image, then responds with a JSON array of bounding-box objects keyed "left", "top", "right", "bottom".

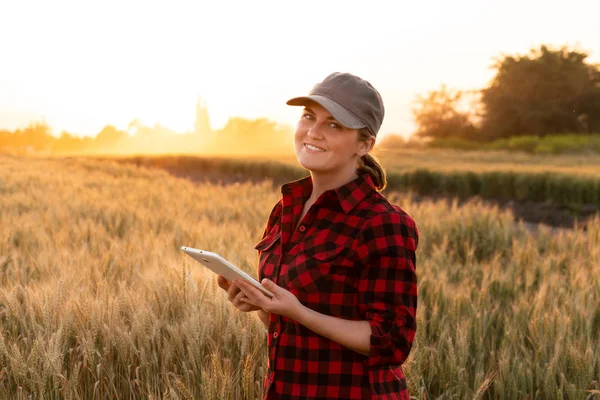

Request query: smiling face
[{"left": 294, "top": 101, "right": 374, "bottom": 178}]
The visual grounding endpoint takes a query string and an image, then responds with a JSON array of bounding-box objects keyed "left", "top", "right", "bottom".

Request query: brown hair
[{"left": 356, "top": 128, "right": 387, "bottom": 191}]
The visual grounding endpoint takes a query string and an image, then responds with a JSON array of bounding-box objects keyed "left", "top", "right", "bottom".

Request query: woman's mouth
[{"left": 304, "top": 143, "right": 326, "bottom": 152}]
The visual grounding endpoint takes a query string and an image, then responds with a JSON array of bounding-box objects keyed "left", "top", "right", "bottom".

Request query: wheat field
[
  {"left": 0, "top": 154, "right": 598, "bottom": 399},
  {"left": 234, "top": 148, "right": 600, "bottom": 177}
]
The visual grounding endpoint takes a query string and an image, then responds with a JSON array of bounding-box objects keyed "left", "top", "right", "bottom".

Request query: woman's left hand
[{"left": 232, "top": 278, "right": 304, "bottom": 321}]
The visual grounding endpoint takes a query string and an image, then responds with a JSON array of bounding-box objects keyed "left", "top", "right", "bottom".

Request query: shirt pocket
[
  {"left": 254, "top": 229, "right": 280, "bottom": 253},
  {"left": 287, "top": 243, "right": 352, "bottom": 294},
  {"left": 308, "top": 245, "right": 345, "bottom": 263},
  {"left": 254, "top": 230, "right": 281, "bottom": 282}
]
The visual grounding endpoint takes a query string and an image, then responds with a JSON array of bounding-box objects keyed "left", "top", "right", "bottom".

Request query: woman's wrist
[
  {"left": 257, "top": 309, "right": 270, "bottom": 327},
  {"left": 290, "top": 302, "right": 310, "bottom": 325}
]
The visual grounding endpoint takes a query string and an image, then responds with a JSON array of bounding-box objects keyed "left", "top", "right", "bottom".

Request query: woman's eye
[
  {"left": 328, "top": 122, "right": 341, "bottom": 129},
  {"left": 302, "top": 113, "right": 315, "bottom": 120}
]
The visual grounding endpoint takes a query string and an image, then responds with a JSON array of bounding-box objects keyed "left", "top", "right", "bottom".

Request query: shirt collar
[{"left": 281, "top": 172, "right": 376, "bottom": 214}]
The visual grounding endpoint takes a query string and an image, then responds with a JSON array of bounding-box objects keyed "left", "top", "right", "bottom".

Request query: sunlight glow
[{"left": 0, "top": 0, "right": 598, "bottom": 139}]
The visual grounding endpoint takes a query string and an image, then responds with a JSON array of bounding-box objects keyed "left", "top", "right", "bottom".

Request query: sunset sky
[{"left": 1, "top": 0, "right": 598, "bottom": 138}]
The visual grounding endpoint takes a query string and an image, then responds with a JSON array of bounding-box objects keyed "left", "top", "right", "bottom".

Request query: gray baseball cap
[{"left": 286, "top": 72, "right": 385, "bottom": 136}]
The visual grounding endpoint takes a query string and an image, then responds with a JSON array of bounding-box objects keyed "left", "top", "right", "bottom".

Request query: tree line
[
  {"left": 2, "top": 43, "right": 598, "bottom": 154},
  {"left": 0, "top": 118, "right": 294, "bottom": 155},
  {"left": 411, "top": 44, "right": 600, "bottom": 141}
]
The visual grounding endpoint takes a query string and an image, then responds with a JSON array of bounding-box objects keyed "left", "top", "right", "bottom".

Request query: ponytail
[{"left": 356, "top": 128, "right": 387, "bottom": 191}]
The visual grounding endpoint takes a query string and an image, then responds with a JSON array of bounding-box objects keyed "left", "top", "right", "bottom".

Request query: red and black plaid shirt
[{"left": 254, "top": 172, "right": 419, "bottom": 400}]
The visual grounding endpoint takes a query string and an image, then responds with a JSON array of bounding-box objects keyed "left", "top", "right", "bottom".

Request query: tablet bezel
[{"left": 181, "top": 246, "right": 274, "bottom": 298}]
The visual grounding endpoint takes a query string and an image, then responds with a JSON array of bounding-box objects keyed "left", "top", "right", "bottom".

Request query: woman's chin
[{"left": 296, "top": 154, "right": 327, "bottom": 172}]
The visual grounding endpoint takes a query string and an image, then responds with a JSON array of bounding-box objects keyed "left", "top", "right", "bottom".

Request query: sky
[{"left": 0, "top": 0, "right": 598, "bottom": 138}]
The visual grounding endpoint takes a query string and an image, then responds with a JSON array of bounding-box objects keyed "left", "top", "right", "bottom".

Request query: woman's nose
[{"left": 307, "top": 124, "right": 324, "bottom": 139}]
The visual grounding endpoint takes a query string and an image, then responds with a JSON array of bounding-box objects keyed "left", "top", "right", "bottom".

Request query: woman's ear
[{"left": 357, "top": 136, "right": 375, "bottom": 157}]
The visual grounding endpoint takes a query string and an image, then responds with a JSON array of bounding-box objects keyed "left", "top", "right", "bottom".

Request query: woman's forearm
[
  {"left": 294, "top": 305, "right": 372, "bottom": 356},
  {"left": 257, "top": 309, "right": 270, "bottom": 327},
  {"left": 235, "top": 279, "right": 371, "bottom": 354}
]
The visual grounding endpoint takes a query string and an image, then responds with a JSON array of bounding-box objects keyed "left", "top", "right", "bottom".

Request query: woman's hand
[
  {"left": 232, "top": 278, "right": 305, "bottom": 321},
  {"left": 216, "top": 275, "right": 262, "bottom": 313}
]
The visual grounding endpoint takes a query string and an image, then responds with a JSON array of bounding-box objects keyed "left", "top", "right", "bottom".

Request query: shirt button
[
  {"left": 299, "top": 225, "right": 306, "bottom": 232},
  {"left": 273, "top": 331, "right": 279, "bottom": 339}
]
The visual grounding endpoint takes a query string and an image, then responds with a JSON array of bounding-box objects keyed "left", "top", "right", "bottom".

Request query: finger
[
  {"left": 242, "top": 280, "right": 270, "bottom": 298},
  {"left": 238, "top": 301, "right": 259, "bottom": 312},
  {"left": 237, "top": 302, "right": 254, "bottom": 312},
  {"left": 240, "top": 294, "right": 266, "bottom": 312},
  {"left": 239, "top": 293, "right": 260, "bottom": 307},
  {"left": 232, "top": 288, "right": 247, "bottom": 307},
  {"left": 227, "top": 283, "right": 241, "bottom": 303},
  {"left": 240, "top": 302, "right": 260, "bottom": 313},
  {"left": 235, "top": 280, "right": 257, "bottom": 296},
  {"left": 260, "top": 278, "right": 279, "bottom": 296},
  {"left": 234, "top": 289, "right": 260, "bottom": 310},
  {"left": 217, "top": 275, "right": 230, "bottom": 291},
  {"left": 237, "top": 280, "right": 270, "bottom": 308}
]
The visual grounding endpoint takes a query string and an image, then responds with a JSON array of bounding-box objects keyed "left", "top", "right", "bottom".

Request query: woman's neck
[{"left": 308, "top": 164, "right": 359, "bottom": 204}]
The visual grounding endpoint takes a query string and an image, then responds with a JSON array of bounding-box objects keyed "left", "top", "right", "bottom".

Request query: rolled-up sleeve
[{"left": 356, "top": 211, "right": 418, "bottom": 368}]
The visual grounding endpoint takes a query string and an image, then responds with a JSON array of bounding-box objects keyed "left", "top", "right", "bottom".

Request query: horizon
[{"left": 1, "top": 0, "right": 599, "bottom": 139}]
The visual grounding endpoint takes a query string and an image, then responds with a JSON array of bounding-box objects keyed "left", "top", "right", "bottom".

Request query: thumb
[{"left": 261, "top": 278, "right": 277, "bottom": 290}]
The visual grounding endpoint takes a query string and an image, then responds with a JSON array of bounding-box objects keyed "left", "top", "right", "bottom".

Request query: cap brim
[{"left": 286, "top": 95, "right": 366, "bottom": 130}]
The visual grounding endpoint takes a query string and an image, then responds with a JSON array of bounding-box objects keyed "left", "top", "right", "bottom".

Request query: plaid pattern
[{"left": 254, "top": 172, "right": 418, "bottom": 400}]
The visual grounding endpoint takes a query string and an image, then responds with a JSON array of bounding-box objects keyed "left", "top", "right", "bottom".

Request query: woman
[{"left": 217, "top": 72, "right": 419, "bottom": 399}]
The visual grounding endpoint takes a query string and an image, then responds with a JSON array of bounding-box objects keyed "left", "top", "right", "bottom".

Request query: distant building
[{"left": 194, "top": 97, "right": 212, "bottom": 136}]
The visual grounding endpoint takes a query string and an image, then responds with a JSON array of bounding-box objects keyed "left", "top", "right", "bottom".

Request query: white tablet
[{"left": 181, "top": 246, "right": 274, "bottom": 298}]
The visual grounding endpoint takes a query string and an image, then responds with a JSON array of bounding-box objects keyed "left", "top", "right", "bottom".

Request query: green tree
[
  {"left": 412, "top": 85, "right": 478, "bottom": 140},
  {"left": 481, "top": 45, "right": 600, "bottom": 139}
]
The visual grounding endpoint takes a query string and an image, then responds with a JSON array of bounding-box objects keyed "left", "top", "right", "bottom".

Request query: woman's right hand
[{"left": 216, "top": 275, "right": 262, "bottom": 312}]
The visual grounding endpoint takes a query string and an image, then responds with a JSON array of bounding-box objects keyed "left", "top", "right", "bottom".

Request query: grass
[
  {"left": 102, "top": 152, "right": 600, "bottom": 210},
  {"left": 373, "top": 147, "right": 600, "bottom": 177},
  {"left": 426, "top": 133, "right": 600, "bottom": 156},
  {"left": 0, "top": 153, "right": 598, "bottom": 398}
]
